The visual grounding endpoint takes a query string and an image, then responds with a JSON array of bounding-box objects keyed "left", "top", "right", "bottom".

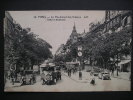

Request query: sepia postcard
[{"left": 4, "top": 10, "right": 132, "bottom": 92}]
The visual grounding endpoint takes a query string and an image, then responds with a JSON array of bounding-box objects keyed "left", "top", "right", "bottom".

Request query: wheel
[
  {"left": 54, "top": 79, "right": 56, "bottom": 84},
  {"left": 46, "top": 74, "right": 51, "bottom": 81},
  {"left": 98, "top": 76, "right": 100, "bottom": 79},
  {"left": 30, "top": 79, "right": 34, "bottom": 85},
  {"left": 41, "top": 79, "right": 44, "bottom": 85},
  {"left": 20, "top": 79, "right": 24, "bottom": 85},
  {"left": 102, "top": 76, "right": 104, "bottom": 80},
  {"left": 98, "top": 74, "right": 101, "bottom": 79},
  {"left": 60, "top": 76, "right": 61, "bottom": 80}
]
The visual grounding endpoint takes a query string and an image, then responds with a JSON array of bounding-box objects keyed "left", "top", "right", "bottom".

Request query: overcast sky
[{"left": 9, "top": 10, "right": 105, "bottom": 55}]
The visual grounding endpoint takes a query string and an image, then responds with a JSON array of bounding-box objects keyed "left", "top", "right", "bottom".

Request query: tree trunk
[
  {"left": 90, "top": 57, "right": 92, "bottom": 66},
  {"left": 31, "top": 64, "right": 34, "bottom": 70},
  {"left": 116, "top": 54, "right": 119, "bottom": 76}
]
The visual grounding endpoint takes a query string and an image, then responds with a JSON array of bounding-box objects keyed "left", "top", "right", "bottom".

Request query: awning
[
  {"left": 118, "top": 60, "right": 131, "bottom": 66},
  {"left": 40, "top": 64, "right": 47, "bottom": 68},
  {"left": 49, "top": 63, "right": 55, "bottom": 66},
  {"left": 66, "top": 62, "right": 79, "bottom": 64}
]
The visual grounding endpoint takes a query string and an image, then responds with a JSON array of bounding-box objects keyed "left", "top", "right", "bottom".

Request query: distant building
[
  {"left": 4, "top": 11, "right": 15, "bottom": 37},
  {"left": 87, "top": 10, "right": 132, "bottom": 36},
  {"left": 66, "top": 23, "right": 86, "bottom": 46},
  {"left": 69, "top": 23, "right": 79, "bottom": 44},
  {"left": 55, "top": 44, "right": 65, "bottom": 56}
]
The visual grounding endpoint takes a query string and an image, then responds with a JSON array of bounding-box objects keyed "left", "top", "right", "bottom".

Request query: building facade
[
  {"left": 105, "top": 10, "right": 132, "bottom": 33},
  {"left": 55, "top": 44, "right": 65, "bottom": 56},
  {"left": 4, "top": 12, "right": 16, "bottom": 73}
]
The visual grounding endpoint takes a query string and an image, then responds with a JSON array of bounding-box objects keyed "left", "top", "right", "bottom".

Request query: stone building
[
  {"left": 55, "top": 44, "right": 65, "bottom": 56},
  {"left": 85, "top": 10, "right": 132, "bottom": 71},
  {"left": 105, "top": 10, "right": 132, "bottom": 33},
  {"left": 66, "top": 23, "right": 79, "bottom": 45},
  {"left": 4, "top": 11, "right": 16, "bottom": 74},
  {"left": 4, "top": 12, "right": 25, "bottom": 74},
  {"left": 105, "top": 10, "right": 132, "bottom": 72},
  {"left": 87, "top": 10, "right": 132, "bottom": 35}
]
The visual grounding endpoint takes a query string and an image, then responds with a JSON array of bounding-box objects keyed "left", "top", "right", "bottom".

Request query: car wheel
[
  {"left": 20, "top": 79, "right": 23, "bottom": 84},
  {"left": 30, "top": 79, "right": 34, "bottom": 85},
  {"left": 98, "top": 76, "right": 100, "bottom": 79},
  {"left": 41, "top": 79, "right": 44, "bottom": 85},
  {"left": 54, "top": 79, "right": 56, "bottom": 85},
  {"left": 20, "top": 80, "right": 24, "bottom": 85}
]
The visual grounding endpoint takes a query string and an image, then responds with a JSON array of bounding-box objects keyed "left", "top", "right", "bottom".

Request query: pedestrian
[
  {"left": 10, "top": 71, "right": 15, "bottom": 85},
  {"left": 90, "top": 74, "right": 95, "bottom": 85},
  {"left": 79, "top": 71, "right": 82, "bottom": 80},
  {"left": 21, "top": 71, "right": 26, "bottom": 85},
  {"left": 129, "top": 72, "right": 131, "bottom": 81},
  {"left": 41, "top": 71, "right": 45, "bottom": 85},
  {"left": 8, "top": 71, "right": 11, "bottom": 79},
  {"left": 111, "top": 66, "right": 114, "bottom": 77},
  {"left": 67, "top": 69, "right": 69, "bottom": 76},
  {"left": 72, "top": 68, "right": 74, "bottom": 74},
  {"left": 69, "top": 69, "right": 71, "bottom": 77},
  {"left": 90, "top": 78, "right": 95, "bottom": 85}
]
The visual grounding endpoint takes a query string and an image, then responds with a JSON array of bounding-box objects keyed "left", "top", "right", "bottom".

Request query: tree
[
  {"left": 82, "top": 25, "right": 132, "bottom": 70},
  {"left": 5, "top": 26, "right": 53, "bottom": 71}
]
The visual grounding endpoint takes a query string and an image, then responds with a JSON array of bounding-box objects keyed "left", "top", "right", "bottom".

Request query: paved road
[{"left": 4, "top": 73, "right": 130, "bottom": 92}]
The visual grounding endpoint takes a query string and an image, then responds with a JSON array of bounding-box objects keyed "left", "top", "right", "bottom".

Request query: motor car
[
  {"left": 21, "top": 70, "right": 36, "bottom": 85},
  {"left": 56, "top": 66, "right": 61, "bottom": 80},
  {"left": 42, "top": 65, "right": 61, "bottom": 85},
  {"left": 90, "top": 67, "right": 101, "bottom": 76},
  {"left": 98, "top": 71, "right": 111, "bottom": 80},
  {"left": 15, "top": 73, "right": 22, "bottom": 82}
]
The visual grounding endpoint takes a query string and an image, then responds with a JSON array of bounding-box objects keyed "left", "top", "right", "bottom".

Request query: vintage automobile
[
  {"left": 98, "top": 70, "right": 111, "bottom": 80},
  {"left": 90, "top": 67, "right": 101, "bottom": 76},
  {"left": 21, "top": 70, "right": 36, "bottom": 85},
  {"left": 15, "top": 73, "right": 22, "bottom": 82},
  {"left": 42, "top": 65, "right": 61, "bottom": 85},
  {"left": 56, "top": 66, "right": 61, "bottom": 80}
]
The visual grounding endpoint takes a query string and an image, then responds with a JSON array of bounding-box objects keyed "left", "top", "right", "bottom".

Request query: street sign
[{"left": 78, "top": 51, "right": 82, "bottom": 56}]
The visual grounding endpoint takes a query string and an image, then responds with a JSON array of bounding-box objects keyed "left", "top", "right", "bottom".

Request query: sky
[{"left": 9, "top": 10, "right": 105, "bottom": 55}]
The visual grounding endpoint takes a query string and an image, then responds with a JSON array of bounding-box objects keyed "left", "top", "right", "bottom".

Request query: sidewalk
[
  {"left": 111, "top": 71, "right": 130, "bottom": 81},
  {"left": 4, "top": 79, "right": 22, "bottom": 89}
]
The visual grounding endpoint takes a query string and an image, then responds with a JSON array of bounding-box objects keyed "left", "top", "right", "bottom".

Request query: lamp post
[
  {"left": 116, "top": 48, "right": 121, "bottom": 76},
  {"left": 77, "top": 45, "right": 83, "bottom": 80},
  {"left": 77, "top": 45, "right": 82, "bottom": 71}
]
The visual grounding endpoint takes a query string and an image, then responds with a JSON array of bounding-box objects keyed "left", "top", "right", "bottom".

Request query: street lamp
[
  {"left": 77, "top": 45, "right": 83, "bottom": 71},
  {"left": 77, "top": 37, "right": 83, "bottom": 70},
  {"left": 116, "top": 48, "right": 121, "bottom": 76}
]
